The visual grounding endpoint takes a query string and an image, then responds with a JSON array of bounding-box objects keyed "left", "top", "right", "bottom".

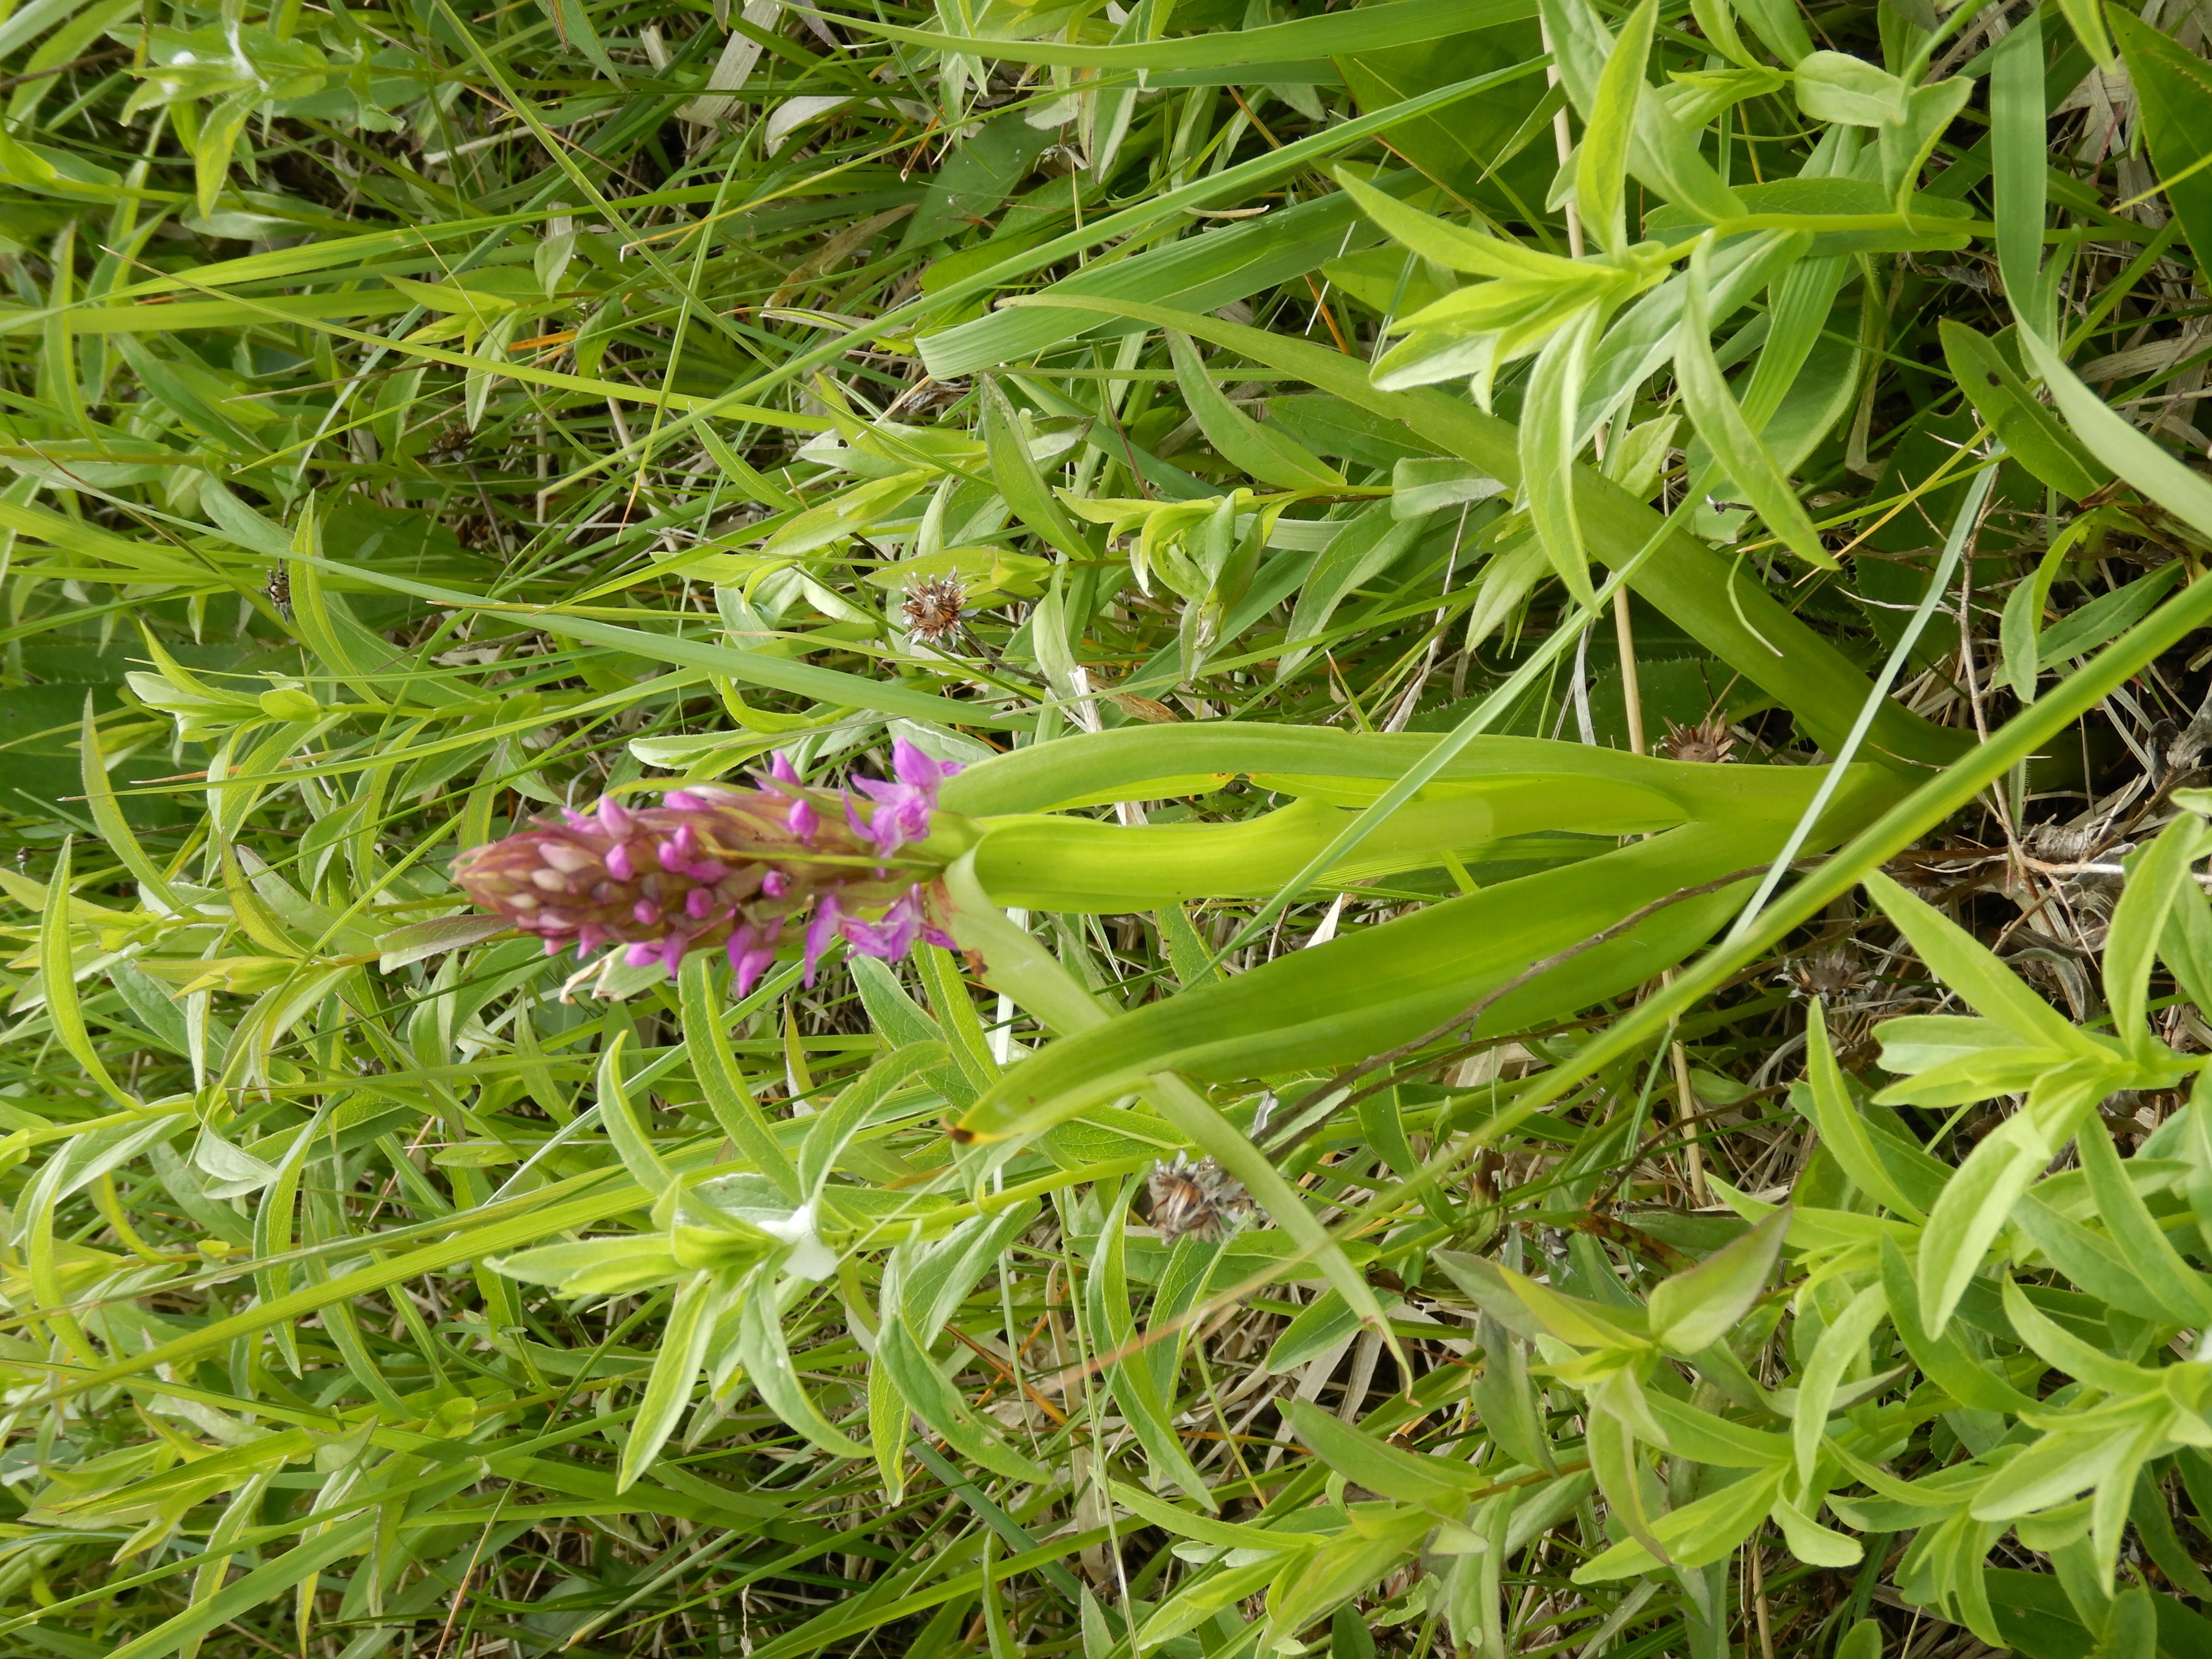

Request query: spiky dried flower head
[
  {"left": 901, "top": 574, "right": 968, "bottom": 644},
  {"left": 1146, "top": 1152, "right": 1254, "bottom": 1243},
  {"left": 1658, "top": 717, "right": 1735, "bottom": 766},
  {"left": 453, "top": 739, "right": 969, "bottom": 993},
  {"left": 425, "top": 421, "right": 474, "bottom": 466},
  {"left": 1782, "top": 945, "right": 1867, "bottom": 1001}
]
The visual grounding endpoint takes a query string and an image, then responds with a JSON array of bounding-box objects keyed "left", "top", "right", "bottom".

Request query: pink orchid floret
[
  {"left": 852, "top": 737, "right": 963, "bottom": 855},
  {"left": 839, "top": 889, "right": 926, "bottom": 961}
]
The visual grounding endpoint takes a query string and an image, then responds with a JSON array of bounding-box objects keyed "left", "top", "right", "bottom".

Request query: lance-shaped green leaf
[
  {"left": 1968, "top": 1380, "right": 2159, "bottom": 1514},
  {"left": 1793, "top": 53, "right": 1976, "bottom": 207},
  {"left": 1091, "top": 1181, "right": 1216, "bottom": 1506},
  {"left": 2035, "top": 565, "right": 2188, "bottom": 679},
  {"left": 1773, "top": 1494, "right": 1863, "bottom": 1568},
  {"left": 595, "top": 1033, "right": 673, "bottom": 1200},
  {"left": 39, "top": 840, "right": 136, "bottom": 1112},
  {"left": 493, "top": 1236, "right": 690, "bottom": 1297},
  {"left": 981, "top": 376, "right": 1092, "bottom": 562},
  {"left": 2116, "top": 12, "right": 2212, "bottom": 266},
  {"left": 1877, "top": 1236, "right": 2037, "bottom": 1413},
  {"left": 1940, "top": 322, "right": 2104, "bottom": 502},
  {"left": 1864, "top": 870, "right": 2102, "bottom": 1056},
  {"left": 2166, "top": 858, "right": 2212, "bottom": 1037},
  {"left": 1277, "top": 504, "right": 1429, "bottom": 682},
  {"left": 1111, "top": 1479, "right": 1324, "bottom": 1552},
  {"left": 738, "top": 1282, "right": 868, "bottom": 1458},
  {"left": 79, "top": 695, "right": 175, "bottom": 908},
  {"left": 1578, "top": 0, "right": 1657, "bottom": 258},
  {"left": 251, "top": 1118, "right": 321, "bottom": 1376},
  {"left": 678, "top": 954, "right": 799, "bottom": 1199},
  {"left": 2077, "top": 1114, "right": 2212, "bottom": 1324},
  {"left": 1474, "top": 1313, "right": 1557, "bottom": 1474},
  {"left": 1137, "top": 1558, "right": 1288, "bottom": 1650},
  {"left": 1646, "top": 1207, "right": 1789, "bottom": 1354},
  {"left": 756, "top": 468, "right": 930, "bottom": 561},
  {"left": 2012, "top": 1189, "right": 2186, "bottom": 1325},
  {"left": 876, "top": 1298, "right": 1050, "bottom": 1484},
  {"left": 1791, "top": 1282, "right": 1887, "bottom": 1486},
  {"left": 1575, "top": 1465, "right": 1784, "bottom": 1582},
  {"left": 537, "top": 0, "right": 620, "bottom": 75},
  {"left": 1167, "top": 333, "right": 1343, "bottom": 489},
  {"left": 2130, "top": 1480, "right": 2212, "bottom": 1601},
  {"left": 867, "top": 1354, "right": 909, "bottom": 1502},
  {"left": 1675, "top": 240, "right": 1835, "bottom": 569},
  {"left": 1333, "top": 168, "right": 1579, "bottom": 281},
  {"left": 2095, "top": 1586, "right": 2164, "bottom": 1659},
  {"left": 1730, "top": 252, "right": 1847, "bottom": 442},
  {"left": 1918, "top": 1061, "right": 2108, "bottom": 1335},
  {"left": 1435, "top": 1248, "right": 1648, "bottom": 1349},
  {"left": 1540, "top": 0, "right": 1744, "bottom": 223},
  {"left": 1583, "top": 1407, "right": 1671, "bottom": 1569},
  {"left": 1286, "top": 1402, "right": 1486, "bottom": 1509},
  {"left": 939, "top": 852, "right": 1111, "bottom": 1038},
  {"left": 1869, "top": 1015, "right": 2070, "bottom": 1108},
  {"left": 1520, "top": 304, "right": 1602, "bottom": 605},
  {"left": 1642, "top": 1393, "right": 1791, "bottom": 1468},
  {"left": 2058, "top": 0, "right": 2116, "bottom": 69},
  {"left": 902, "top": 1204, "right": 1039, "bottom": 1348},
  {"left": 797, "top": 1040, "right": 948, "bottom": 1202},
  {"left": 1688, "top": 0, "right": 1759, "bottom": 68},
  {"left": 1801, "top": 1000, "right": 1935, "bottom": 1220},
  {"left": 620, "top": 1270, "right": 733, "bottom": 1491},
  {"left": 1733, "top": 0, "right": 1812, "bottom": 61},
  {"left": 2105, "top": 813, "right": 2212, "bottom": 1058},
  {"left": 914, "top": 944, "right": 1000, "bottom": 1096},
  {"left": 1998, "top": 513, "right": 2132, "bottom": 700},
  {"left": 1450, "top": 1489, "right": 1517, "bottom": 1659},
  {"left": 1985, "top": 5, "right": 2056, "bottom": 334},
  {"left": 2017, "top": 324, "right": 2212, "bottom": 540}
]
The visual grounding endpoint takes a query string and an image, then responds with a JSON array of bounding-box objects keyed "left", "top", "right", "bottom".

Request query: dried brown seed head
[
  {"left": 1782, "top": 946, "right": 1867, "bottom": 1001},
  {"left": 1146, "top": 1153, "right": 1253, "bottom": 1243},
  {"left": 425, "top": 421, "right": 474, "bottom": 466},
  {"left": 1659, "top": 717, "right": 1735, "bottom": 766},
  {"left": 902, "top": 575, "right": 968, "bottom": 643}
]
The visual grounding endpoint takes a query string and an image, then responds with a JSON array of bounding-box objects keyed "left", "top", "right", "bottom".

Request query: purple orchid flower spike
[{"left": 455, "top": 741, "right": 966, "bottom": 1000}]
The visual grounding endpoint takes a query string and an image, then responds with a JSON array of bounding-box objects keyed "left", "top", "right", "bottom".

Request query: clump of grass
[{"left": 0, "top": 0, "right": 2211, "bottom": 1656}]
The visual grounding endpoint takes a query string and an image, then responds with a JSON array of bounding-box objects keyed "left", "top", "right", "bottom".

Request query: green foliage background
[{"left": 3, "top": 0, "right": 2212, "bottom": 1654}]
